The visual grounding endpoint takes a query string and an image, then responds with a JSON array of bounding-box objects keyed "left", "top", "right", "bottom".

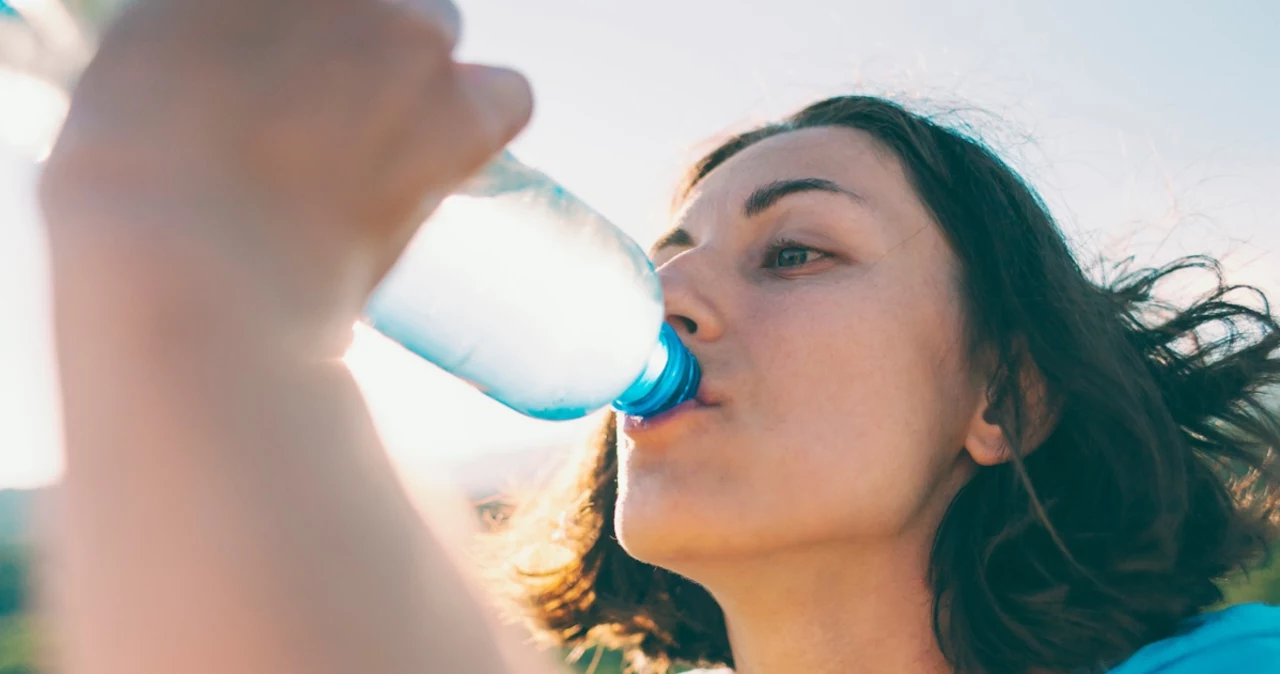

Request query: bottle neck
[{"left": 613, "top": 323, "right": 701, "bottom": 417}]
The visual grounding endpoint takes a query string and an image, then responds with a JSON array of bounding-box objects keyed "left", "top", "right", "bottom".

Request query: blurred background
[{"left": 1, "top": 1, "right": 1278, "bottom": 672}]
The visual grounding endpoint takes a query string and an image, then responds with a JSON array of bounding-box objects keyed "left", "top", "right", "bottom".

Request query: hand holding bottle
[
  {"left": 39, "top": 4, "right": 558, "bottom": 674},
  {"left": 41, "top": 0, "right": 533, "bottom": 351}
]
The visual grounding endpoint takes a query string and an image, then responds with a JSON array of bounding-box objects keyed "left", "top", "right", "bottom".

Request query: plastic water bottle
[{"left": 363, "top": 152, "right": 700, "bottom": 421}]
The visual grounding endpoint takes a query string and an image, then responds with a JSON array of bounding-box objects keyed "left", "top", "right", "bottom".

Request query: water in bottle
[{"left": 364, "top": 152, "right": 700, "bottom": 421}]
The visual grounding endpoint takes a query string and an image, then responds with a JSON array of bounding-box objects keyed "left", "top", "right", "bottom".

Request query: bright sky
[{"left": 2, "top": 0, "right": 1278, "bottom": 489}]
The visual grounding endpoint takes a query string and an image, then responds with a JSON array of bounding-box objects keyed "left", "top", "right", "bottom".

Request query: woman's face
[{"left": 615, "top": 126, "right": 992, "bottom": 568}]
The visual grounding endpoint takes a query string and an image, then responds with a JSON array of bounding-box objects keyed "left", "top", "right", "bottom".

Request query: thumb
[
  {"left": 456, "top": 63, "right": 534, "bottom": 159},
  {"left": 375, "top": 66, "right": 529, "bottom": 286}
]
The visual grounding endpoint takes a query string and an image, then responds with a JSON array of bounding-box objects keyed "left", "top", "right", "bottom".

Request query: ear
[
  {"left": 964, "top": 395, "right": 1012, "bottom": 467},
  {"left": 964, "top": 358, "right": 1060, "bottom": 468}
]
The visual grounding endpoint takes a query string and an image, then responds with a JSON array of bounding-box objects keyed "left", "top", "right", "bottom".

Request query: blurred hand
[{"left": 40, "top": 0, "right": 532, "bottom": 349}]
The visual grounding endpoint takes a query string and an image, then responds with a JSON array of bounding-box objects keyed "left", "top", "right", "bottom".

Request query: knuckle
[{"left": 389, "top": 0, "right": 462, "bottom": 51}]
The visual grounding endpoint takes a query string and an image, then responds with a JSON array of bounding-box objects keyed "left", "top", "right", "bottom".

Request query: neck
[{"left": 683, "top": 539, "right": 953, "bottom": 674}]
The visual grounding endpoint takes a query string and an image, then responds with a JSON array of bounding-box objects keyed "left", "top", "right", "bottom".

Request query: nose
[{"left": 657, "top": 251, "right": 725, "bottom": 343}]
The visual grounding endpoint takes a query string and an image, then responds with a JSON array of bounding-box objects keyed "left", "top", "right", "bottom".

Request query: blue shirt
[
  {"left": 682, "top": 603, "right": 1280, "bottom": 673},
  {"left": 1107, "top": 603, "right": 1280, "bottom": 673}
]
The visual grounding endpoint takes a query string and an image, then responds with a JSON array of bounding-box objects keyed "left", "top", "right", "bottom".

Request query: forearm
[{"left": 46, "top": 229, "right": 515, "bottom": 674}]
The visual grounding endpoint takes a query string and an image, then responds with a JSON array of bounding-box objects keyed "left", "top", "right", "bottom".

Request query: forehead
[{"left": 679, "top": 126, "right": 912, "bottom": 218}]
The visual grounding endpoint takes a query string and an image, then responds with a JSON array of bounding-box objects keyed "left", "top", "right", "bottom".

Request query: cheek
[
  {"left": 745, "top": 285, "right": 933, "bottom": 436},
  {"left": 732, "top": 288, "right": 967, "bottom": 538}
]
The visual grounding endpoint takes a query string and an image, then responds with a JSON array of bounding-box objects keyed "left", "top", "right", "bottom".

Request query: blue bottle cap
[{"left": 613, "top": 323, "right": 701, "bottom": 417}]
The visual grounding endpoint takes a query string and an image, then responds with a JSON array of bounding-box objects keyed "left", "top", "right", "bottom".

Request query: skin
[{"left": 616, "top": 127, "right": 1011, "bottom": 674}]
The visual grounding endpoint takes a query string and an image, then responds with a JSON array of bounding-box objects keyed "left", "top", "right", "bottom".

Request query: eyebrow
[
  {"left": 650, "top": 177, "right": 866, "bottom": 256},
  {"left": 744, "top": 177, "right": 864, "bottom": 217}
]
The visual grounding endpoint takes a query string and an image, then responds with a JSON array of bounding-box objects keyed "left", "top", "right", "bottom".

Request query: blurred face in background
[{"left": 614, "top": 126, "right": 989, "bottom": 574}]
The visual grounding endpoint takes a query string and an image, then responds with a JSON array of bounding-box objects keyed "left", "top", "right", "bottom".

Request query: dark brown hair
[{"left": 489, "top": 96, "right": 1280, "bottom": 674}]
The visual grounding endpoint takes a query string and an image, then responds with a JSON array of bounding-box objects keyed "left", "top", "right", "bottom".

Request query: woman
[
  {"left": 39, "top": 1, "right": 1279, "bottom": 674},
  {"left": 492, "top": 97, "right": 1280, "bottom": 674}
]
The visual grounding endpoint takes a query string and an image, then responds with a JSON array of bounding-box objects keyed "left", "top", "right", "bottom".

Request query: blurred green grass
[
  {"left": 0, "top": 616, "right": 36, "bottom": 674},
  {"left": 1220, "top": 549, "right": 1280, "bottom": 607},
  {"left": 0, "top": 542, "right": 35, "bottom": 674}
]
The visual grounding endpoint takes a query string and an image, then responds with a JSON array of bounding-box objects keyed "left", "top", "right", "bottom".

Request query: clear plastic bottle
[{"left": 363, "top": 152, "right": 700, "bottom": 421}]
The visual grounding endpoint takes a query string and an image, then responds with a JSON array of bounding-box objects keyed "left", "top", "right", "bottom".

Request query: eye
[{"left": 764, "top": 239, "right": 830, "bottom": 269}]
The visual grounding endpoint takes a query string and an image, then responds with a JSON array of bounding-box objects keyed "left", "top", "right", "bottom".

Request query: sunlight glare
[{"left": 0, "top": 67, "right": 67, "bottom": 159}]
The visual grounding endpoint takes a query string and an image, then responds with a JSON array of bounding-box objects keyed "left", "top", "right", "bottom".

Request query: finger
[
  {"left": 392, "top": 0, "right": 462, "bottom": 50},
  {"left": 454, "top": 63, "right": 534, "bottom": 158}
]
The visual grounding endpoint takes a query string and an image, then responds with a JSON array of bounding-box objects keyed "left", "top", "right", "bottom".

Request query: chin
[
  {"left": 613, "top": 425, "right": 785, "bottom": 565},
  {"left": 614, "top": 484, "right": 713, "bottom": 565},
  {"left": 614, "top": 494, "right": 682, "bottom": 564},
  {"left": 613, "top": 484, "right": 767, "bottom": 569}
]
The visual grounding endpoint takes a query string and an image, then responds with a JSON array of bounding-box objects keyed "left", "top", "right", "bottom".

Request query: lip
[
  {"left": 695, "top": 386, "right": 726, "bottom": 407},
  {"left": 618, "top": 395, "right": 721, "bottom": 437}
]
